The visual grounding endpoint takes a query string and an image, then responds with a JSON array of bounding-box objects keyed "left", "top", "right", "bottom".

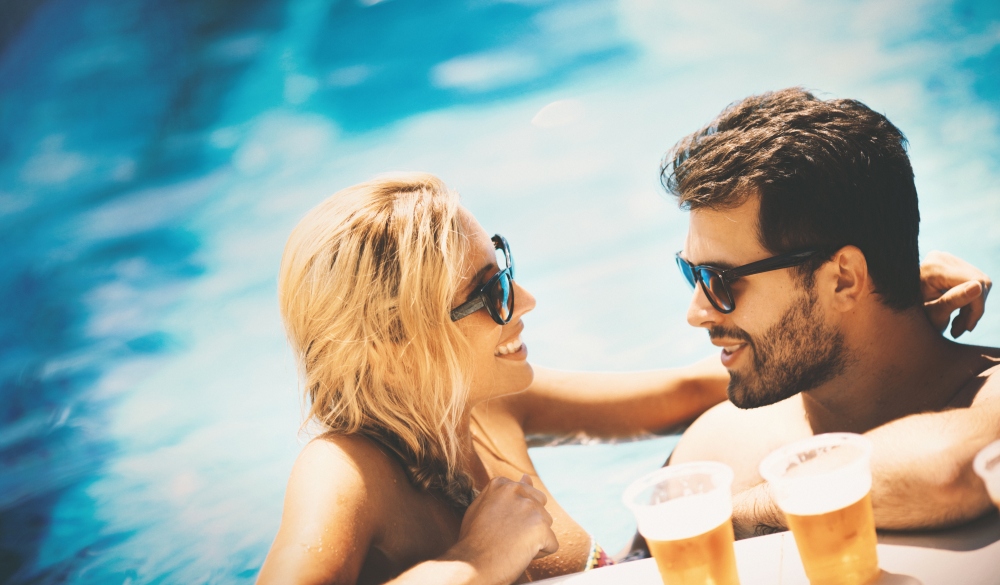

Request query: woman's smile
[{"left": 495, "top": 335, "right": 526, "bottom": 358}]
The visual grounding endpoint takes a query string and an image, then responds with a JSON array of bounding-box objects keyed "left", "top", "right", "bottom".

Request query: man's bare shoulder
[
  {"left": 954, "top": 345, "right": 1000, "bottom": 406},
  {"left": 671, "top": 395, "right": 808, "bottom": 470},
  {"left": 976, "top": 346, "right": 1000, "bottom": 375}
]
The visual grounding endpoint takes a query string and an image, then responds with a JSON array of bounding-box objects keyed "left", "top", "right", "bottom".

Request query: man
[{"left": 663, "top": 88, "right": 999, "bottom": 538}]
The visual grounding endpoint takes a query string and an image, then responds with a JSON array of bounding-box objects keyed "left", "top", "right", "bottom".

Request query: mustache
[{"left": 708, "top": 326, "right": 752, "bottom": 344}]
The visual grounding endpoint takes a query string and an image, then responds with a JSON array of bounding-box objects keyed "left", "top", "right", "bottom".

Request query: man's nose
[{"left": 686, "top": 284, "right": 723, "bottom": 329}]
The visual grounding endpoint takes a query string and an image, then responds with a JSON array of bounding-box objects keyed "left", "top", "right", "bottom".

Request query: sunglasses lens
[
  {"left": 676, "top": 256, "right": 696, "bottom": 289},
  {"left": 496, "top": 239, "right": 514, "bottom": 280},
  {"left": 492, "top": 272, "right": 513, "bottom": 323},
  {"left": 699, "top": 269, "right": 734, "bottom": 312}
]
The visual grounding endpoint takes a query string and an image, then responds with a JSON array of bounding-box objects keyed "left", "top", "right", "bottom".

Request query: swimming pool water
[{"left": 2, "top": 0, "right": 999, "bottom": 582}]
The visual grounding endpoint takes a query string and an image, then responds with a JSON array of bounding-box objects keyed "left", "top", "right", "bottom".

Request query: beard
[{"left": 712, "top": 288, "right": 849, "bottom": 409}]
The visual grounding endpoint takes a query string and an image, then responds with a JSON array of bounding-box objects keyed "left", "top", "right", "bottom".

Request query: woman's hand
[
  {"left": 445, "top": 475, "right": 558, "bottom": 585},
  {"left": 921, "top": 251, "right": 992, "bottom": 338}
]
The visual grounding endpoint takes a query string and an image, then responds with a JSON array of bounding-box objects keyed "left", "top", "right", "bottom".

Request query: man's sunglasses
[
  {"left": 676, "top": 249, "right": 821, "bottom": 314},
  {"left": 450, "top": 234, "right": 515, "bottom": 325}
]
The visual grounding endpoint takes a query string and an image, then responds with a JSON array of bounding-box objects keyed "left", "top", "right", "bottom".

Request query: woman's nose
[{"left": 513, "top": 281, "right": 536, "bottom": 318}]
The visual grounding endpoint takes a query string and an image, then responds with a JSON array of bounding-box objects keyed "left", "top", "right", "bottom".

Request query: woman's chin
[
  {"left": 471, "top": 361, "right": 534, "bottom": 403},
  {"left": 515, "top": 361, "right": 535, "bottom": 393}
]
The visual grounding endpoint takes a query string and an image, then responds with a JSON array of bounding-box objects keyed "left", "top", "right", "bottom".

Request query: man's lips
[
  {"left": 712, "top": 340, "right": 748, "bottom": 367},
  {"left": 711, "top": 339, "right": 747, "bottom": 351}
]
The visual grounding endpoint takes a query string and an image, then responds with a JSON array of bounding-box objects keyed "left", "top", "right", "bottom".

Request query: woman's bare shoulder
[
  {"left": 293, "top": 434, "right": 408, "bottom": 498},
  {"left": 257, "top": 435, "right": 407, "bottom": 584},
  {"left": 284, "top": 433, "right": 420, "bottom": 541}
]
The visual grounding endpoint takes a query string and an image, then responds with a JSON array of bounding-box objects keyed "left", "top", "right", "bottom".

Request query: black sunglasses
[
  {"left": 676, "top": 249, "right": 821, "bottom": 314},
  {"left": 450, "top": 234, "right": 515, "bottom": 325}
]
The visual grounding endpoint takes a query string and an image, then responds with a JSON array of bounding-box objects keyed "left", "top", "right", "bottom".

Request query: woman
[
  {"left": 257, "top": 173, "right": 732, "bottom": 585},
  {"left": 258, "top": 173, "right": 989, "bottom": 585}
]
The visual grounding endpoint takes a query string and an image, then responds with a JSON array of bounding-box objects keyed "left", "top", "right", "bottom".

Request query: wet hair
[
  {"left": 661, "top": 87, "right": 921, "bottom": 309},
  {"left": 278, "top": 172, "right": 475, "bottom": 508}
]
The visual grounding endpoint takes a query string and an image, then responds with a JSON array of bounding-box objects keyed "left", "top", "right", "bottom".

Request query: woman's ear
[{"left": 819, "top": 245, "right": 870, "bottom": 313}]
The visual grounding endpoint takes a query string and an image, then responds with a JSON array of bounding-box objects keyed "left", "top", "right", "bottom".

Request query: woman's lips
[{"left": 495, "top": 336, "right": 527, "bottom": 359}]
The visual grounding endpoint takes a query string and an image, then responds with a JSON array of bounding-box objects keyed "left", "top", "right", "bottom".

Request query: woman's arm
[
  {"left": 921, "top": 250, "right": 992, "bottom": 338},
  {"left": 511, "top": 357, "right": 729, "bottom": 437},
  {"left": 256, "top": 439, "right": 383, "bottom": 585},
  {"left": 257, "top": 440, "right": 557, "bottom": 585},
  {"left": 509, "top": 251, "right": 989, "bottom": 438}
]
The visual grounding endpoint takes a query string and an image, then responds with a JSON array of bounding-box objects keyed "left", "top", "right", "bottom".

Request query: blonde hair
[{"left": 278, "top": 173, "right": 476, "bottom": 508}]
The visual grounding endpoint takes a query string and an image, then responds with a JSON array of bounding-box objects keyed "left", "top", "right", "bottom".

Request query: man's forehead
[{"left": 683, "top": 200, "right": 765, "bottom": 265}]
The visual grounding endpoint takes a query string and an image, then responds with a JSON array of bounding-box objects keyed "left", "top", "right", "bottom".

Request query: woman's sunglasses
[
  {"left": 450, "top": 234, "right": 515, "bottom": 325},
  {"left": 675, "top": 249, "right": 821, "bottom": 314}
]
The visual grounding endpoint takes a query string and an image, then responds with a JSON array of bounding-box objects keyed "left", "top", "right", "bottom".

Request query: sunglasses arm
[
  {"left": 450, "top": 296, "right": 487, "bottom": 321},
  {"left": 723, "top": 250, "right": 819, "bottom": 280}
]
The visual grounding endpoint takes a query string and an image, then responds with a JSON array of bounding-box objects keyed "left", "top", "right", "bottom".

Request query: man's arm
[
  {"left": 509, "top": 357, "right": 729, "bottom": 438},
  {"left": 730, "top": 376, "right": 1000, "bottom": 537},
  {"left": 865, "top": 389, "right": 1000, "bottom": 530},
  {"left": 670, "top": 401, "right": 796, "bottom": 539},
  {"left": 732, "top": 483, "right": 785, "bottom": 539}
]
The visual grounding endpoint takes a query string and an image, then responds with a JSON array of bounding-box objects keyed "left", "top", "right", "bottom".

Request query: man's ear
[{"left": 819, "top": 245, "right": 869, "bottom": 312}]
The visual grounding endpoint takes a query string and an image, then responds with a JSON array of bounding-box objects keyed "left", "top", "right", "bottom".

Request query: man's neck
[{"left": 801, "top": 305, "right": 966, "bottom": 434}]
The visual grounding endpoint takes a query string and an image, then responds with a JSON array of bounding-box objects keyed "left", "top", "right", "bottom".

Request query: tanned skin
[{"left": 668, "top": 198, "right": 999, "bottom": 539}]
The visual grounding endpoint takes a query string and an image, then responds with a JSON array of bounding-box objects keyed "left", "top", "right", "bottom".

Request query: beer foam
[
  {"left": 635, "top": 491, "right": 733, "bottom": 541},
  {"left": 787, "top": 442, "right": 864, "bottom": 476},
  {"left": 759, "top": 434, "right": 874, "bottom": 516},
  {"left": 773, "top": 472, "right": 871, "bottom": 516}
]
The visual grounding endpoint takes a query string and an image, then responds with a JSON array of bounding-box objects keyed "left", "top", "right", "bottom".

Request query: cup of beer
[
  {"left": 758, "top": 433, "right": 879, "bottom": 585},
  {"left": 973, "top": 439, "right": 1000, "bottom": 508},
  {"left": 622, "top": 462, "right": 740, "bottom": 585}
]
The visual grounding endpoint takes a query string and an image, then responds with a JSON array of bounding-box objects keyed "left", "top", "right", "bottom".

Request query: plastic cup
[
  {"left": 973, "top": 439, "right": 1000, "bottom": 508},
  {"left": 623, "top": 462, "right": 740, "bottom": 585},
  {"left": 759, "top": 433, "right": 879, "bottom": 585}
]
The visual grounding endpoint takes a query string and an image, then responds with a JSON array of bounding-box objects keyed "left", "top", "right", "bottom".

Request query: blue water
[{"left": 2, "top": 0, "right": 999, "bottom": 582}]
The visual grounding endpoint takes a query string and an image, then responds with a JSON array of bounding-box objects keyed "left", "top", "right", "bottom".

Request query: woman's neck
[{"left": 457, "top": 412, "right": 492, "bottom": 491}]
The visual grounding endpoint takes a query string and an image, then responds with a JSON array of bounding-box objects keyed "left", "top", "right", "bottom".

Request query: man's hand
[{"left": 921, "top": 251, "right": 992, "bottom": 338}]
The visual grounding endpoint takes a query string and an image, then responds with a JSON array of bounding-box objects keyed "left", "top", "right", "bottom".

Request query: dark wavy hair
[{"left": 661, "top": 87, "right": 921, "bottom": 310}]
